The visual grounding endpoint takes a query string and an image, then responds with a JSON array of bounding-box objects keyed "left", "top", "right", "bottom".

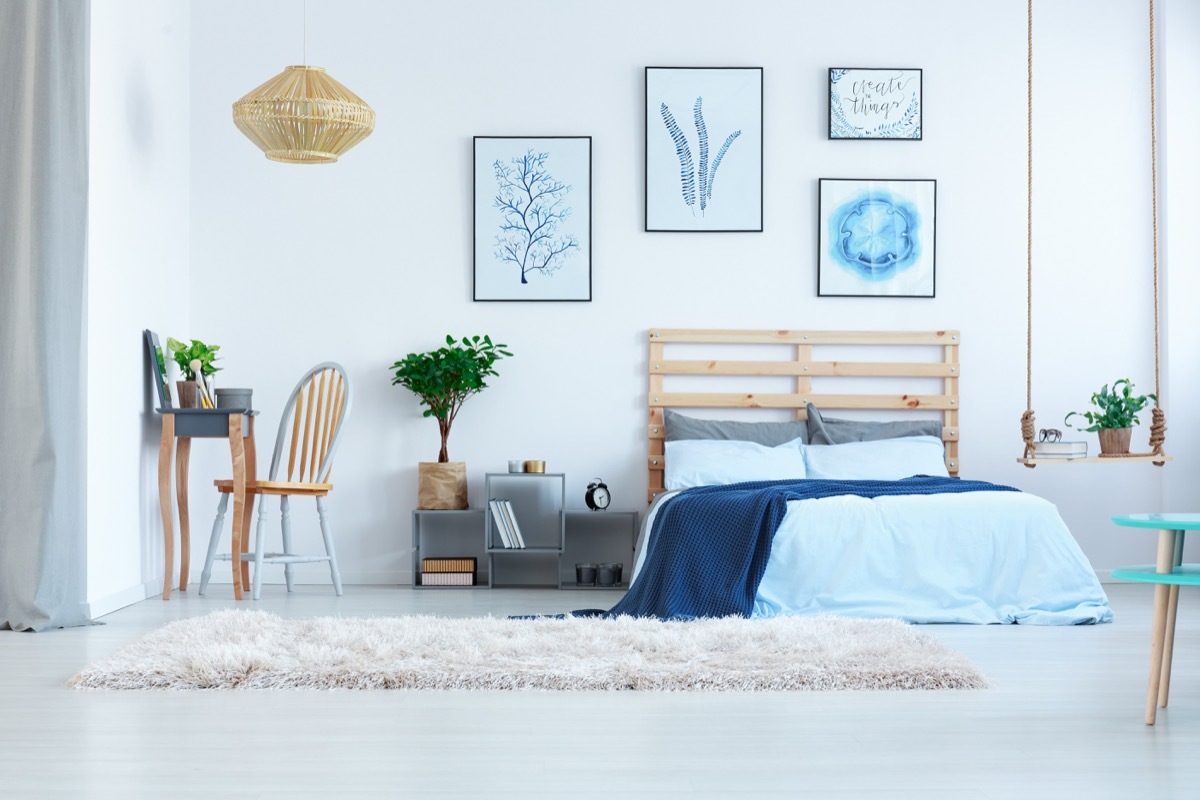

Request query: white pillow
[
  {"left": 664, "top": 437, "right": 807, "bottom": 490},
  {"left": 803, "top": 435, "right": 949, "bottom": 480}
]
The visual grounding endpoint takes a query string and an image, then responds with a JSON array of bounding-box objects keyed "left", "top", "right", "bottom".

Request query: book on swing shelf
[{"left": 1032, "top": 441, "right": 1088, "bottom": 458}]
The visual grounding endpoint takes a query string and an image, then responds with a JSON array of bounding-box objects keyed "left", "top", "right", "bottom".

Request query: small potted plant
[
  {"left": 1065, "top": 378, "right": 1156, "bottom": 455},
  {"left": 390, "top": 335, "right": 512, "bottom": 509},
  {"left": 166, "top": 337, "right": 221, "bottom": 408}
]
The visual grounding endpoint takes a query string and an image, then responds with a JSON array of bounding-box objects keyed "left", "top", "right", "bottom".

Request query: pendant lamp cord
[
  {"left": 303, "top": 0, "right": 307, "bottom": 65},
  {"left": 1021, "top": 0, "right": 1037, "bottom": 464}
]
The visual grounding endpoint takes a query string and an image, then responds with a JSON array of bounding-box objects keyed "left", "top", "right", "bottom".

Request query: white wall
[
  {"left": 86, "top": 0, "right": 190, "bottom": 616},
  {"left": 180, "top": 0, "right": 1195, "bottom": 588}
]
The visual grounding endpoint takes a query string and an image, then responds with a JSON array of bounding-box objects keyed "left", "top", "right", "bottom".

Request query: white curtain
[{"left": 0, "top": 0, "right": 91, "bottom": 630}]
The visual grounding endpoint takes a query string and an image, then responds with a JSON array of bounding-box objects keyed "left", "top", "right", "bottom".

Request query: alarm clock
[{"left": 584, "top": 478, "right": 611, "bottom": 511}]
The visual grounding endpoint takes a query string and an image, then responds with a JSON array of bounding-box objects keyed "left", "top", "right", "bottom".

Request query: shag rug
[{"left": 69, "top": 609, "right": 988, "bottom": 691}]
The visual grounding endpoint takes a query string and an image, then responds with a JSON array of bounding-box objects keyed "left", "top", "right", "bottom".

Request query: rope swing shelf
[{"left": 1017, "top": 0, "right": 1170, "bottom": 469}]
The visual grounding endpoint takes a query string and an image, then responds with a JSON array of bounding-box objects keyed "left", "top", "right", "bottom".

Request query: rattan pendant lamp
[
  {"left": 232, "top": 1, "right": 374, "bottom": 164},
  {"left": 1018, "top": 0, "right": 1168, "bottom": 467}
]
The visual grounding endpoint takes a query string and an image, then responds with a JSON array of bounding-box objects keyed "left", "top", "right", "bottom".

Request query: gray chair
[{"left": 200, "top": 362, "right": 352, "bottom": 600}]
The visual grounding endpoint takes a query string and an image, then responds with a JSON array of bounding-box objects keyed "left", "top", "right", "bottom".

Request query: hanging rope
[
  {"left": 1021, "top": 0, "right": 1037, "bottom": 466},
  {"left": 1103, "top": 0, "right": 1167, "bottom": 461},
  {"left": 1146, "top": 0, "right": 1167, "bottom": 460}
]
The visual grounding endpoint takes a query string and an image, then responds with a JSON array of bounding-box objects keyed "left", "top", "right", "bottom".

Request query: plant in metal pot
[
  {"left": 166, "top": 337, "right": 221, "bottom": 408},
  {"left": 1064, "top": 378, "right": 1156, "bottom": 455},
  {"left": 390, "top": 335, "right": 512, "bottom": 509}
]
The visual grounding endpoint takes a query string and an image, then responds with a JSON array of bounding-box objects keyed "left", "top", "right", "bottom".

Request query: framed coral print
[
  {"left": 473, "top": 136, "right": 591, "bottom": 302},
  {"left": 645, "top": 67, "right": 763, "bottom": 232},
  {"left": 818, "top": 178, "right": 936, "bottom": 298},
  {"left": 829, "top": 68, "right": 922, "bottom": 140}
]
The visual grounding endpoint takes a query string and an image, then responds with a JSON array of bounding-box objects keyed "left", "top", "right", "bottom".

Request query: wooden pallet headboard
[{"left": 647, "top": 329, "right": 961, "bottom": 503}]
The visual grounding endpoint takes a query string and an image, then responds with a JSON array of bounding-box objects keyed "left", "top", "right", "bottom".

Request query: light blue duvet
[{"left": 634, "top": 490, "right": 1112, "bottom": 625}]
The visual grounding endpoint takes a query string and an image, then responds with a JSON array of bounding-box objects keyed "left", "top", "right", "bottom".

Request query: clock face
[{"left": 593, "top": 486, "right": 610, "bottom": 508}]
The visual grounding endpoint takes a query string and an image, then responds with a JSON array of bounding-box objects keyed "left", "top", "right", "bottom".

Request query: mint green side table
[{"left": 1111, "top": 513, "right": 1200, "bottom": 725}]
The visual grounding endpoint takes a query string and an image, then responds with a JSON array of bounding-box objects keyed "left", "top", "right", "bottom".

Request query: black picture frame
[
  {"left": 473, "top": 135, "right": 592, "bottom": 302},
  {"left": 817, "top": 178, "right": 937, "bottom": 298},
  {"left": 645, "top": 66, "right": 764, "bottom": 232},
  {"left": 829, "top": 68, "right": 923, "bottom": 140},
  {"left": 144, "top": 329, "right": 172, "bottom": 408}
]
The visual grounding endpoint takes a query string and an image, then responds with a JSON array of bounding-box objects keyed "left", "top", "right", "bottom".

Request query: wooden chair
[{"left": 199, "top": 362, "right": 352, "bottom": 600}]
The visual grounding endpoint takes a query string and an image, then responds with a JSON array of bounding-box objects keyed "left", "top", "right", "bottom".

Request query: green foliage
[
  {"left": 166, "top": 337, "right": 221, "bottom": 380},
  {"left": 1065, "top": 378, "right": 1156, "bottom": 432},
  {"left": 390, "top": 335, "right": 513, "bottom": 462}
]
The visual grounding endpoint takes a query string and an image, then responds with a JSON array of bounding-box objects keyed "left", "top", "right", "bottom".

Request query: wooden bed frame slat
[
  {"left": 648, "top": 424, "right": 961, "bottom": 442},
  {"left": 653, "top": 360, "right": 960, "bottom": 377},
  {"left": 647, "top": 328, "right": 961, "bottom": 503},
  {"left": 650, "top": 329, "right": 958, "bottom": 346},
  {"left": 650, "top": 393, "right": 957, "bottom": 410}
]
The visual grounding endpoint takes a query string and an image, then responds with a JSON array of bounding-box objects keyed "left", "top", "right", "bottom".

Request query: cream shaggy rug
[{"left": 69, "top": 610, "right": 988, "bottom": 691}]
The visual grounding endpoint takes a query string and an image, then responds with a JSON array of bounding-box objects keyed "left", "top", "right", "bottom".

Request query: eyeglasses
[{"left": 1039, "top": 428, "right": 1062, "bottom": 443}]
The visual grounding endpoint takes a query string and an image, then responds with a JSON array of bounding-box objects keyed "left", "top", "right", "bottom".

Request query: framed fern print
[
  {"left": 829, "top": 68, "right": 922, "bottom": 140},
  {"left": 645, "top": 67, "right": 763, "bottom": 232}
]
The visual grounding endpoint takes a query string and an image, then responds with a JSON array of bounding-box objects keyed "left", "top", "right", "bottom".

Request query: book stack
[
  {"left": 1032, "top": 441, "right": 1088, "bottom": 459},
  {"left": 488, "top": 499, "right": 526, "bottom": 548},
  {"left": 420, "top": 557, "right": 476, "bottom": 587}
]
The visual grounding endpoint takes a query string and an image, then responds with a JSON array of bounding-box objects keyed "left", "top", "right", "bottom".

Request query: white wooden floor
[{"left": 1, "top": 584, "right": 1198, "bottom": 800}]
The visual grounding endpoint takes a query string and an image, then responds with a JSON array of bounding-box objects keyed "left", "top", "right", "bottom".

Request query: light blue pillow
[
  {"left": 664, "top": 436, "right": 807, "bottom": 490},
  {"left": 804, "top": 436, "right": 949, "bottom": 481}
]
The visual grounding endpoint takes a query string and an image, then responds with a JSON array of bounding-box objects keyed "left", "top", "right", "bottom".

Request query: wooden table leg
[
  {"left": 1145, "top": 528, "right": 1176, "bottom": 724},
  {"left": 239, "top": 416, "right": 257, "bottom": 592},
  {"left": 158, "top": 413, "right": 176, "bottom": 600},
  {"left": 175, "top": 437, "right": 192, "bottom": 592},
  {"left": 1157, "top": 529, "right": 1185, "bottom": 708},
  {"left": 227, "top": 414, "right": 246, "bottom": 601}
]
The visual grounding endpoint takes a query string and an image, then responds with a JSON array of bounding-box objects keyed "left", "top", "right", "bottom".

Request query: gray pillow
[
  {"left": 806, "top": 403, "right": 942, "bottom": 445},
  {"left": 664, "top": 409, "right": 809, "bottom": 446}
]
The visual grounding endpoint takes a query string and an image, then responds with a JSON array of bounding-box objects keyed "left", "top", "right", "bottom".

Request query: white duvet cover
[{"left": 633, "top": 490, "right": 1112, "bottom": 625}]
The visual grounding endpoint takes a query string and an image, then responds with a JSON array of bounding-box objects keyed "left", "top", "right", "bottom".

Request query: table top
[{"left": 1112, "top": 513, "right": 1200, "bottom": 530}]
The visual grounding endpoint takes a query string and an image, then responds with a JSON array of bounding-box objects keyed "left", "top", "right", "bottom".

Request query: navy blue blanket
[{"left": 606, "top": 476, "right": 1019, "bottom": 620}]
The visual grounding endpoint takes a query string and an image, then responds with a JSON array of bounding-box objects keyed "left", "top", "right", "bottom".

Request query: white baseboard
[
  {"left": 198, "top": 570, "right": 413, "bottom": 586},
  {"left": 85, "top": 579, "right": 159, "bottom": 619}
]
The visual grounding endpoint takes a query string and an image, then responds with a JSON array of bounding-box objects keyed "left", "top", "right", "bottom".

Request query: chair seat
[{"left": 213, "top": 479, "right": 333, "bottom": 496}]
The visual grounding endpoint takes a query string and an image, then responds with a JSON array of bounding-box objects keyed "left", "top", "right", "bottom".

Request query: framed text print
[
  {"left": 829, "top": 68, "right": 922, "bottom": 140},
  {"left": 818, "top": 178, "right": 936, "bottom": 298},
  {"left": 645, "top": 67, "right": 763, "bottom": 232},
  {"left": 473, "top": 136, "right": 592, "bottom": 302}
]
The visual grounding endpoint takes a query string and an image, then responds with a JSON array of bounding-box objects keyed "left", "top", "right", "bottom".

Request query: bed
[{"left": 626, "top": 328, "right": 1112, "bottom": 625}]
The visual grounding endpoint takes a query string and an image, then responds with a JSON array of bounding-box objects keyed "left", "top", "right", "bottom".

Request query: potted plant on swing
[
  {"left": 390, "top": 335, "right": 512, "bottom": 509},
  {"left": 1065, "top": 378, "right": 1156, "bottom": 455}
]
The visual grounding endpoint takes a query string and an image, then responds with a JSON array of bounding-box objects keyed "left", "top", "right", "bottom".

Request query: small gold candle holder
[{"left": 523, "top": 460, "right": 545, "bottom": 473}]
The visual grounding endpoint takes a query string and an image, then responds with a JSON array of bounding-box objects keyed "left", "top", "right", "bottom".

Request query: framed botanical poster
[
  {"left": 818, "top": 178, "right": 936, "bottom": 297},
  {"left": 645, "top": 67, "right": 763, "bottom": 232},
  {"left": 829, "top": 68, "right": 922, "bottom": 140},
  {"left": 473, "top": 136, "right": 591, "bottom": 301}
]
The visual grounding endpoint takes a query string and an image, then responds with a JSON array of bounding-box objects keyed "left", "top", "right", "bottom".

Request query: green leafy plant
[
  {"left": 166, "top": 337, "right": 221, "bottom": 380},
  {"left": 390, "top": 335, "right": 513, "bottom": 462},
  {"left": 1065, "top": 378, "right": 1156, "bottom": 432}
]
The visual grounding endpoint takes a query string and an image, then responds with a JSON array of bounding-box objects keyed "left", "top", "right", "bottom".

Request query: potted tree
[
  {"left": 166, "top": 337, "right": 221, "bottom": 408},
  {"left": 391, "top": 335, "right": 512, "bottom": 509},
  {"left": 1065, "top": 378, "right": 1156, "bottom": 455}
]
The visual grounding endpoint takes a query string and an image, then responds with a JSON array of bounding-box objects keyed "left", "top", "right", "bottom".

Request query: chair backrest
[{"left": 266, "top": 362, "right": 352, "bottom": 484}]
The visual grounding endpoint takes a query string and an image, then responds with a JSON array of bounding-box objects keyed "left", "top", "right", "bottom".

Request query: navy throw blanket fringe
[{"left": 604, "top": 475, "right": 1019, "bottom": 621}]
